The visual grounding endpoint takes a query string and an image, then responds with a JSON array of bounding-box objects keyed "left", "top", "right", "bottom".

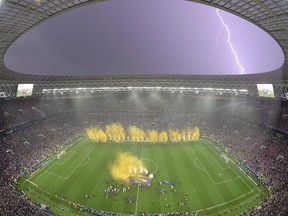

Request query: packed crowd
[
  {"left": 0, "top": 115, "right": 84, "bottom": 215},
  {"left": 199, "top": 114, "right": 288, "bottom": 216},
  {"left": 214, "top": 98, "right": 288, "bottom": 133},
  {"left": 0, "top": 93, "right": 171, "bottom": 132},
  {"left": 0, "top": 94, "right": 288, "bottom": 215}
]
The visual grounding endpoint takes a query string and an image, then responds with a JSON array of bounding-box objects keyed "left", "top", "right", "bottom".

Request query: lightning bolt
[{"left": 216, "top": 9, "right": 244, "bottom": 74}]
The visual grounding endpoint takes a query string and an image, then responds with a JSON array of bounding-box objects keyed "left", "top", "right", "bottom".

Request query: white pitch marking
[
  {"left": 45, "top": 171, "right": 67, "bottom": 179},
  {"left": 142, "top": 158, "right": 158, "bottom": 174},
  {"left": 194, "top": 158, "right": 206, "bottom": 172},
  {"left": 197, "top": 189, "right": 255, "bottom": 212},
  {"left": 210, "top": 154, "right": 229, "bottom": 169},
  {"left": 204, "top": 139, "right": 253, "bottom": 192},
  {"left": 56, "top": 151, "right": 76, "bottom": 165},
  {"left": 191, "top": 144, "right": 243, "bottom": 186},
  {"left": 25, "top": 180, "right": 76, "bottom": 216},
  {"left": 190, "top": 149, "right": 217, "bottom": 185},
  {"left": 33, "top": 169, "right": 48, "bottom": 182},
  {"left": 30, "top": 136, "right": 83, "bottom": 183},
  {"left": 215, "top": 176, "right": 240, "bottom": 185},
  {"left": 64, "top": 147, "right": 95, "bottom": 179},
  {"left": 78, "top": 156, "right": 90, "bottom": 168}
]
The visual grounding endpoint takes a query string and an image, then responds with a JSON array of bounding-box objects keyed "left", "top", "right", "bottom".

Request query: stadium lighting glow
[{"left": 42, "top": 86, "right": 248, "bottom": 95}]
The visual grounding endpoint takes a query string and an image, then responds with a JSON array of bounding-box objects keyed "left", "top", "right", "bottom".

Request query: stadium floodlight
[
  {"left": 42, "top": 86, "right": 249, "bottom": 95},
  {"left": 0, "top": 92, "right": 6, "bottom": 98}
]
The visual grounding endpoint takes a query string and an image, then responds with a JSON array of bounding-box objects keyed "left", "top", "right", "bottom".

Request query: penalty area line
[
  {"left": 56, "top": 151, "right": 76, "bottom": 165},
  {"left": 45, "top": 171, "right": 68, "bottom": 180},
  {"left": 25, "top": 180, "right": 76, "bottom": 216},
  {"left": 210, "top": 154, "right": 229, "bottom": 169},
  {"left": 30, "top": 139, "right": 82, "bottom": 182},
  {"left": 194, "top": 158, "right": 206, "bottom": 172},
  {"left": 215, "top": 176, "right": 240, "bottom": 185},
  {"left": 196, "top": 189, "right": 255, "bottom": 213},
  {"left": 78, "top": 156, "right": 90, "bottom": 168},
  {"left": 204, "top": 140, "right": 253, "bottom": 192},
  {"left": 190, "top": 149, "right": 217, "bottom": 185},
  {"left": 65, "top": 147, "right": 95, "bottom": 179}
]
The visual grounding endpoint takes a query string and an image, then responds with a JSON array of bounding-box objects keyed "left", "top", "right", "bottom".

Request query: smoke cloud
[
  {"left": 85, "top": 123, "right": 200, "bottom": 143},
  {"left": 110, "top": 152, "right": 146, "bottom": 181}
]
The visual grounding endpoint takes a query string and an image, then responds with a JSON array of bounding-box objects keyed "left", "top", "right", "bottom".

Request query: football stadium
[{"left": 0, "top": 1, "right": 288, "bottom": 216}]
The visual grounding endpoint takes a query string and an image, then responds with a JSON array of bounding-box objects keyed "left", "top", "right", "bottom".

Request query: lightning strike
[{"left": 216, "top": 9, "right": 244, "bottom": 74}]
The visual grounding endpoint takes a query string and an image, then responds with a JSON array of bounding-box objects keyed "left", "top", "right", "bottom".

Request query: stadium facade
[{"left": 0, "top": 0, "right": 288, "bottom": 98}]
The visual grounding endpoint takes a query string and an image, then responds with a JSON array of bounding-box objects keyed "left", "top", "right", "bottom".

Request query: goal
[
  {"left": 56, "top": 151, "right": 66, "bottom": 159},
  {"left": 220, "top": 153, "right": 230, "bottom": 163}
]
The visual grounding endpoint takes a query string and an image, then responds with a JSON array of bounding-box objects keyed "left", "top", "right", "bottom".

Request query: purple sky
[{"left": 4, "top": 0, "right": 284, "bottom": 76}]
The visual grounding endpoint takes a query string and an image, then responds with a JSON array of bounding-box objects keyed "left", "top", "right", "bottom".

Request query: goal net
[
  {"left": 56, "top": 151, "right": 66, "bottom": 159},
  {"left": 220, "top": 153, "right": 230, "bottom": 163}
]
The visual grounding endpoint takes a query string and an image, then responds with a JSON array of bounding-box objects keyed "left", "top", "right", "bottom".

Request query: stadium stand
[
  {"left": 1, "top": 0, "right": 288, "bottom": 215},
  {"left": 0, "top": 95, "right": 287, "bottom": 215}
]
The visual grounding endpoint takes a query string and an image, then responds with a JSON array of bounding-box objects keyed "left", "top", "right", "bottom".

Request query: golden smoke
[
  {"left": 86, "top": 128, "right": 107, "bottom": 142},
  {"left": 186, "top": 127, "right": 194, "bottom": 142},
  {"left": 128, "top": 126, "right": 146, "bottom": 142},
  {"left": 86, "top": 123, "right": 200, "bottom": 143},
  {"left": 147, "top": 130, "right": 159, "bottom": 143},
  {"left": 110, "top": 152, "right": 146, "bottom": 181},
  {"left": 191, "top": 127, "right": 200, "bottom": 141},
  {"left": 158, "top": 131, "right": 168, "bottom": 143},
  {"left": 181, "top": 129, "right": 187, "bottom": 141},
  {"left": 168, "top": 128, "right": 181, "bottom": 142},
  {"left": 105, "top": 123, "right": 125, "bottom": 143}
]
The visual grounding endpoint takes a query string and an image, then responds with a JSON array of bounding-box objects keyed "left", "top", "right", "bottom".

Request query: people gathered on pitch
[{"left": 0, "top": 96, "right": 287, "bottom": 215}]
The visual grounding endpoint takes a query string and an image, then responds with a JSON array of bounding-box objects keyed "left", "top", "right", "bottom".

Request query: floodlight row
[{"left": 42, "top": 86, "right": 248, "bottom": 94}]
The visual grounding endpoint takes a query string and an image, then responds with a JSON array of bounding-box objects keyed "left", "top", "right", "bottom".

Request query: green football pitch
[{"left": 18, "top": 137, "right": 268, "bottom": 216}]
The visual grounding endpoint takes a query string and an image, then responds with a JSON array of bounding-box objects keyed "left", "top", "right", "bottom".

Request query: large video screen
[
  {"left": 16, "top": 84, "right": 34, "bottom": 97},
  {"left": 257, "top": 84, "right": 275, "bottom": 98}
]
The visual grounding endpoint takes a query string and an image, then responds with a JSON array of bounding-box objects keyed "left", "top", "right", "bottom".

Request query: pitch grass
[{"left": 18, "top": 137, "right": 268, "bottom": 216}]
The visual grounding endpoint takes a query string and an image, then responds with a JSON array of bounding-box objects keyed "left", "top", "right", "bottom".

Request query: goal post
[
  {"left": 220, "top": 153, "right": 230, "bottom": 163},
  {"left": 56, "top": 151, "right": 66, "bottom": 159}
]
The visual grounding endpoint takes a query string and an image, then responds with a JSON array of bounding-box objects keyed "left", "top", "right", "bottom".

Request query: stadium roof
[{"left": 0, "top": 0, "right": 287, "bottom": 82}]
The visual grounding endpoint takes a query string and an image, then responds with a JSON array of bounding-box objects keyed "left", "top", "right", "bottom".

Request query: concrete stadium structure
[{"left": 0, "top": 0, "right": 287, "bottom": 98}]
